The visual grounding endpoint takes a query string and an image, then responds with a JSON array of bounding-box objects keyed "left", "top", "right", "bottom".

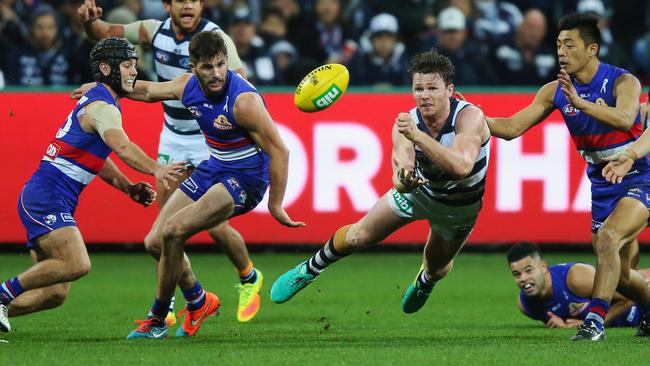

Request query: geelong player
[
  {"left": 487, "top": 13, "right": 650, "bottom": 341},
  {"left": 508, "top": 241, "right": 650, "bottom": 329},
  {"left": 122, "top": 31, "right": 304, "bottom": 339},
  {"left": 0, "top": 38, "right": 184, "bottom": 333},
  {"left": 77, "top": 0, "right": 264, "bottom": 323},
  {"left": 270, "top": 49, "right": 490, "bottom": 315}
]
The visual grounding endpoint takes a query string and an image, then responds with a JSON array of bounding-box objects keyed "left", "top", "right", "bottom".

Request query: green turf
[{"left": 2, "top": 251, "right": 650, "bottom": 365}]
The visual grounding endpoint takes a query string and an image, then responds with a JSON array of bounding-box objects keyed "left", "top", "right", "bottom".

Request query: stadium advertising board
[{"left": 1, "top": 91, "right": 646, "bottom": 245}]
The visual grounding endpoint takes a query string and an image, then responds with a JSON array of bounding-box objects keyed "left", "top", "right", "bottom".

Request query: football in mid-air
[{"left": 294, "top": 63, "right": 349, "bottom": 112}]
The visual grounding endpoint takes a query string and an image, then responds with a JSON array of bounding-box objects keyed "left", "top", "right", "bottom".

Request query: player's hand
[
  {"left": 392, "top": 157, "right": 428, "bottom": 193},
  {"left": 78, "top": 0, "right": 103, "bottom": 23},
  {"left": 602, "top": 150, "right": 636, "bottom": 184},
  {"left": 395, "top": 112, "right": 420, "bottom": 142},
  {"left": 545, "top": 311, "right": 567, "bottom": 328},
  {"left": 154, "top": 162, "right": 187, "bottom": 190},
  {"left": 127, "top": 181, "right": 156, "bottom": 207},
  {"left": 268, "top": 205, "right": 306, "bottom": 228},
  {"left": 558, "top": 69, "right": 585, "bottom": 110},
  {"left": 565, "top": 318, "right": 583, "bottom": 328},
  {"left": 71, "top": 82, "right": 97, "bottom": 99}
]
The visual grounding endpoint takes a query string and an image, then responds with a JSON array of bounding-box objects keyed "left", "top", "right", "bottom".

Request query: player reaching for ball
[
  {"left": 0, "top": 38, "right": 185, "bottom": 333},
  {"left": 113, "top": 31, "right": 304, "bottom": 339},
  {"left": 270, "top": 48, "right": 490, "bottom": 315}
]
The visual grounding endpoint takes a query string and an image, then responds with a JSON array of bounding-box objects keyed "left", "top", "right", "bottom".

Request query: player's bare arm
[
  {"left": 602, "top": 119, "right": 650, "bottom": 183},
  {"left": 234, "top": 92, "right": 305, "bottom": 228},
  {"left": 391, "top": 123, "right": 427, "bottom": 192},
  {"left": 396, "top": 106, "right": 485, "bottom": 178},
  {"left": 559, "top": 71, "right": 641, "bottom": 131},
  {"left": 98, "top": 158, "right": 157, "bottom": 207},
  {"left": 566, "top": 263, "right": 596, "bottom": 298},
  {"left": 79, "top": 101, "right": 186, "bottom": 188},
  {"left": 78, "top": 0, "right": 156, "bottom": 44},
  {"left": 487, "top": 81, "right": 556, "bottom": 140},
  {"left": 128, "top": 74, "right": 189, "bottom": 102}
]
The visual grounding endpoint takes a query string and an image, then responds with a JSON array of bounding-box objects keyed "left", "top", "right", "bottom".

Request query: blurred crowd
[{"left": 0, "top": 0, "right": 647, "bottom": 88}]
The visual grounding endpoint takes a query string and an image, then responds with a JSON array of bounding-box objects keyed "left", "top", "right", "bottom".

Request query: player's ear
[{"left": 99, "top": 62, "right": 111, "bottom": 77}]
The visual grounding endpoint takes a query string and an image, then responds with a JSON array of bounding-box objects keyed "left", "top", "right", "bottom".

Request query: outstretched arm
[
  {"left": 78, "top": 0, "right": 157, "bottom": 44},
  {"left": 98, "top": 158, "right": 157, "bottom": 207},
  {"left": 127, "top": 74, "right": 189, "bottom": 102},
  {"left": 391, "top": 123, "right": 427, "bottom": 192},
  {"left": 234, "top": 92, "right": 305, "bottom": 227},
  {"left": 487, "top": 81, "right": 557, "bottom": 140}
]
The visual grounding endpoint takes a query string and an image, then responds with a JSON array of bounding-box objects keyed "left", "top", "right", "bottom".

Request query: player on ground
[
  {"left": 123, "top": 31, "right": 304, "bottom": 339},
  {"left": 270, "top": 49, "right": 490, "bottom": 313},
  {"left": 0, "top": 38, "right": 184, "bottom": 333},
  {"left": 508, "top": 241, "right": 650, "bottom": 329},
  {"left": 487, "top": 12, "right": 650, "bottom": 341},
  {"left": 77, "top": 0, "right": 263, "bottom": 323}
]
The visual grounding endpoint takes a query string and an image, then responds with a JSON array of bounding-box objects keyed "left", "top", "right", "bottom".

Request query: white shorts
[
  {"left": 386, "top": 187, "right": 482, "bottom": 242},
  {"left": 157, "top": 125, "right": 209, "bottom": 167}
]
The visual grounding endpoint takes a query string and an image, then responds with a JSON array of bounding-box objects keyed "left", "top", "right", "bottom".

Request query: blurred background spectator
[{"left": 0, "top": 0, "right": 647, "bottom": 88}]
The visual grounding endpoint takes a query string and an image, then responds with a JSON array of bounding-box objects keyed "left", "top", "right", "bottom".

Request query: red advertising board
[{"left": 0, "top": 91, "right": 645, "bottom": 245}]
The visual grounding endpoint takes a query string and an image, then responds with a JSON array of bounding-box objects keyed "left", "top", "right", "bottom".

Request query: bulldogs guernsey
[
  {"left": 178, "top": 70, "right": 270, "bottom": 215},
  {"left": 18, "top": 84, "right": 114, "bottom": 246},
  {"left": 520, "top": 263, "right": 641, "bottom": 327},
  {"left": 553, "top": 63, "right": 650, "bottom": 231}
]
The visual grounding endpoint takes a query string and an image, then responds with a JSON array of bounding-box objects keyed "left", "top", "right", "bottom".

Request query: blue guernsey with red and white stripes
[
  {"left": 38, "top": 83, "right": 114, "bottom": 194},
  {"left": 553, "top": 62, "right": 649, "bottom": 183},
  {"left": 181, "top": 70, "right": 265, "bottom": 163}
]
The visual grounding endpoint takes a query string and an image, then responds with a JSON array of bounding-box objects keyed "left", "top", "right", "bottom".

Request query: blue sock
[
  {"left": 0, "top": 277, "right": 25, "bottom": 304},
  {"left": 150, "top": 299, "right": 171, "bottom": 320},
  {"left": 240, "top": 269, "right": 257, "bottom": 285},
  {"left": 585, "top": 298, "right": 609, "bottom": 331},
  {"left": 182, "top": 281, "right": 206, "bottom": 311}
]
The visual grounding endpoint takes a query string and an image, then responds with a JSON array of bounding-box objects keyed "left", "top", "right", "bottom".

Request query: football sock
[
  {"left": 306, "top": 225, "right": 352, "bottom": 276},
  {"left": 0, "top": 277, "right": 24, "bottom": 304},
  {"left": 182, "top": 281, "right": 206, "bottom": 311},
  {"left": 585, "top": 297, "right": 609, "bottom": 331},
  {"left": 150, "top": 299, "right": 171, "bottom": 320},
  {"left": 416, "top": 268, "right": 436, "bottom": 289},
  {"left": 239, "top": 262, "right": 257, "bottom": 285}
]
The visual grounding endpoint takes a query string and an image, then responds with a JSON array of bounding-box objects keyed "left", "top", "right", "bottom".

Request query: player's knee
[
  {"left": 144, "top": 231, "right": 162, "bottom": 256},
  {"left": 345, "top": 226, "right": 373, "bottom": 249},
  {"left": 595, "top": 227, "right": 622, "bottom": 255},
  {"left": 162, "top": 220, "right": 186, "bottom": 245},
  {"left": 67, "top": 257, "right": 91, "bottom": 280},
  {"left": 43, "top": 287, "right": 69, "bottom": 309}
]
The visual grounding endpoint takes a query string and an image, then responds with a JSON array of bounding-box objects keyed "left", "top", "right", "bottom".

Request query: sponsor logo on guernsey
[
  {"left": 45, "top": 141, "right": 61, "bottom": 160},
  {"left": 238, "top": 191, "right": 248, "bottom": 205},
  {"left": 595, "top": 97, "right": 607, "bottom": 106},
  {"left": 562, "top": 104, "right": 580, "bottom": 116},
  {"left": 61, "top": 213, "right": 75, "bottom": 223},
  {"left": 569, "top": 301, "right": 589, "bottom": 316},
  {"left": 44, "top": 214, "right": 57, "bottom": 225},
  {"left": 182, "top": 177, "right": 198, "bottom": 193},
  {"left": 179, "top": 57, "right": 190, "bottom": 68},
  {"left": 188, "top": 106, "right": 202, "bottom": 118},
  {"left": 203, "top": 103, "right": 213, "bottom": 109},
  {"left": 155, "top": 51, "right": 170, "bottom": 63},
  {"left": 157, "top": 154, "right": 170, "bottom": 165},
  {"left": 213, "top": 115, "right": 234, "bottom": 130},
  {"left": 312, "top": 84, "right": 343, "bottom": 110},
  {"left": 227, "top": 177, "right": 241, "bottom": 190}
]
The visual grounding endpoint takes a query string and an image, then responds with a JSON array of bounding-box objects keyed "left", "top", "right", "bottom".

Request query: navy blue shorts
[
  {"left": 591, "top": 180, "right": 650, "bottom": 233},
  {"left": 179, "top": 157, "right": 269, "bottom": 217},
  {"left": 17, "top": 179, "right": 78, "bottom": 248}
]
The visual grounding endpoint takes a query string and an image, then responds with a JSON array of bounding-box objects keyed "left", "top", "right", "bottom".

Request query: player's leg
[
  {"left": 573, "top": 197, "right": 648, "bottom": 341},
  {"left": 270, "top": 193, "right": 411, "bottom": 304}
]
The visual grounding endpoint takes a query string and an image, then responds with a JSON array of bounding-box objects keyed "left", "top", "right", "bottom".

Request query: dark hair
[
  {"left": 557, "top": 12, "right": 601, "bottom": 54},
  {"left": 188, "top": 31, "right": 227, "bottom": 64},
  {"left": 409, "top": 48, "right": 455, "bottom": 85},
  {"left": 507, "top": 241, "right": 542, "bottom": 263}
]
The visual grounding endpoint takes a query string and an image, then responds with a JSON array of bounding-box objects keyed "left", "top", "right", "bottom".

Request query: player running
[
  {"left": 77, "top": 0, "right": 263, "bottom": 323},
  {"left": 122, "top": 31, "right": 304, "bottom": 339},
  {"left": 270, "top": 49, "right": 490, "bottom": 314},
  {"left": 487, "top": 12, "right": 650, "bottom": 341},
  {"left": 508, "top": 241, "right": 650, "bottom": 329},
  {"left": 0, "top": 38, "right": 184, "bottom": 333}
]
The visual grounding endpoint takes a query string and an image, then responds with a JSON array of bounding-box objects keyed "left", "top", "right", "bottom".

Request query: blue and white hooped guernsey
[
  {"left": 38, "top": 83, "right": 114, "bottom": 195},
  {"left": 152, "top": 17, "right": 221, "bottom": 135},
  {"left": 181, "top": 70, "right": 266, "bottom": 164},
  {"left": 413, "top": 98, "right": 490, "bottom": 206}
]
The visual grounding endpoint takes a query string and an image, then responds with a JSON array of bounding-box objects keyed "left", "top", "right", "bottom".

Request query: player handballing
[
  {"left": 121, "top": 31, "right": 304, "bottom": 339},
  {"left": 77, "top": 0, "right": 264, "bottom": 323},
  {"left": 487, "top": 13, "right": 650, "bottom": 341},
  {"left": 270, "top": 49, "right": 490, "bottom": 314},
  {"left": 0, "top": 38, "right": 184, "bottom": 333}
]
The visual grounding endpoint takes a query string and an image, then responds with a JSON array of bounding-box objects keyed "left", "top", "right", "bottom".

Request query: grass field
[{"left": 2, "top": 251, "right": 650, "bottom": 365}]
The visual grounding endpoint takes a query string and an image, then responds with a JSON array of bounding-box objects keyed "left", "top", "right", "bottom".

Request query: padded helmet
[{"left": 90, "top": 37, "right": 138, "bottom": 96}]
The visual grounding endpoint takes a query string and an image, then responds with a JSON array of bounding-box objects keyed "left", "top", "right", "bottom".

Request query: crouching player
[
  {"left": 0, "top": 38, "right": 185, "bottom": 333},
  {"left": 508, "top": 241, "right": 650, "bottom": 329}
]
